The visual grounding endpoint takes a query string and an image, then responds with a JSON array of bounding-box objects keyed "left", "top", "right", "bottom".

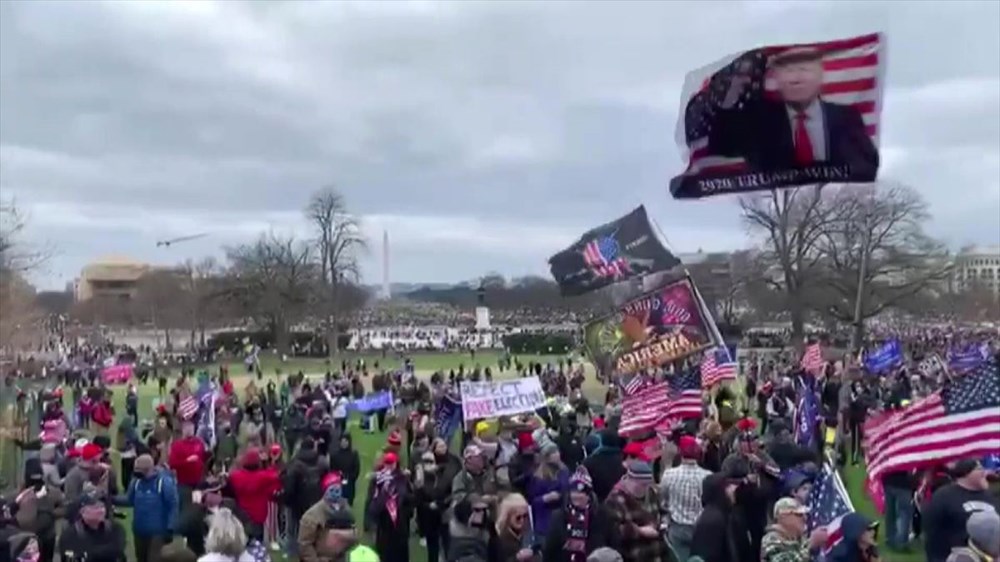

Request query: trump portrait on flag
[
  {"left": 670, "top": 33, "right": 886, "bottom": 199},
  {"left": 708, "top": 46, "right": 878, "bottom": 176}
]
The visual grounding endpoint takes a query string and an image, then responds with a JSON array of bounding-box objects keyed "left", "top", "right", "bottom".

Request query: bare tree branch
[{"left": 305, "top": 187, "right": 367, "bottom": 357}]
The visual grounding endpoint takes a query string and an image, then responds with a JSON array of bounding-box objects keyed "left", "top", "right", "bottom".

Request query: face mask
[{"left": 324, "top": 485, "right": 343, "bottom": 506}]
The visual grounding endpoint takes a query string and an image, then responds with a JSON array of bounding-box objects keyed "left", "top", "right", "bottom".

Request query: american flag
[
  {"left": 800, "top": 343, "right": 824, "bottom": 374},
  {"left": 621, "top": 373, "right": 650, "bottom": 396},
  {"left": 865, "top": 362, "right": 1000, "bottom": 503},
  {"left": 681, "top": 33, "right": 884, "bottom": 175},
  {"left": 582, "top": 234, "right": 631, "bottom": 279},
  {"left": 808, "top": 463, "right": 855, "bottom": 557},
  {"left": 619, "top": 379, "right": 672, "bottom": 436},
  {"left": 178, "top": 392, "right": 199, "bottom": 421},
  {"left": 700, "top": 347, "right": 737, "bottom": 388},
  {"left": 664, "top": 367, "right": 705, "bottom": 420}
]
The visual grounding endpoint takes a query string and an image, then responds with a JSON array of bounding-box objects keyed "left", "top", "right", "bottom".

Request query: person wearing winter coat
[
  {"left": 827, "top": 512, "right": 881, "bottom": 562},
  {"left": 494, "top": 494, "right": 536, "bottom": 562},
  {"left": 543, "top": 466, "right": 613, "bottom": 562},
  {"left": 760, "top": 498, "right": 828, "bottom": 562},
  {"left": 525, "top": 443, "right": 569, "bottom": 540},
  {"left": 168, "top": 420, "right": 208, "bottom": 507},
  {"left": 283, "top": 437, "right": 329, "bottom": 543},
  {"left": 115, "top": 454, "right": 179, "bottom": 562},
  {"left": 298, "top": 474, "right": 351, "bottom": 562},
  {"left": 198, "top": 508, "right": 256, "bottom": 562},
  {"left": 37, "top": 445, "right": 62, "bottom": 491},
  {"left": 451, "top": 445, "right": 502, "bottom": 519},
  {"left": 226, "top": 448, "right": 282, "bottom": 535},
  {"left": 690, "top": 473, "right": 752, "bottom": 562},
  {"left": 364, "top": 453, "right": 413, "bottom": 562},
  {"left": 447, "top": 494, "right": 498, "bottom": 562},
  {"left": 57, "top": 494, "right": 127, "bottom": 562},
  {"left": 947, "top": 510, "right": 1000, "bottom": 562},
  {"left": 329, "top": 434, "right": 361, "bottom": 506},
  {"left": 15, "top": 459, "right": 65, "bottom": 562},
  {"left": 581, "top": 431, "right": 624, "bottom": 503}
]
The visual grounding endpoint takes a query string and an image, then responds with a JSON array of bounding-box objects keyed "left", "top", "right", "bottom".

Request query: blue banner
[
  {"left": 863, "top": 340, "right": 903, "bottom": 374},
  {"left": 349, "top": 391, "right": 393, "bottom": 413},
  {"left": 434, "top": 395, "right": 462, "bottom": 447},
  {"left": 950, "top": 344, "right": 988, "bottom": 373}
]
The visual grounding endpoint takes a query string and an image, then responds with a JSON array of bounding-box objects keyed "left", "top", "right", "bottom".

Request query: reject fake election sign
[{"left": 460, "top": 377, "right": 547, "bottom": 421}]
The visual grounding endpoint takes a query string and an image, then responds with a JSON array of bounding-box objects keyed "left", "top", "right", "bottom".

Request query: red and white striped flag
[
  {"left": 700, "top": 348, "right": 737, "bottom": 388},
  {"left": 619, "top": 380, "right": 671, "bottom": 436},
  {"left": 681, "top": 33, "right": 884, "bottom": 175},
  {"left": 178, "top": 393, "right": 199, "bottom": 421},
  {"left": 800, "top": 343, "right": 824, "bottom": 374},
  {"left": 865, "top": 362, "right": 1000, "bottom": 509}
]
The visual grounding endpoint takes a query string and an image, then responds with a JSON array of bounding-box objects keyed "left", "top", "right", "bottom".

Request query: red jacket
[
  {"left": 227, "top": 467, "right": 281, "bottom": 524},
  {"left": 168, "top": 437, "right": 207, "bottom": 487}
]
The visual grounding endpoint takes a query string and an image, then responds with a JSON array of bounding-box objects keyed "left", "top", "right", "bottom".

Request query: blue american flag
[
  {"left": 808, "top": 464, "right": 855, "bottom": 558},
  {"left": 582, "top": 234, "right": 630, "bottom": 279}
]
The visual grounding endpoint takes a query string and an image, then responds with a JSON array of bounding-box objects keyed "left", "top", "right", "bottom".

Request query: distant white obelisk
[{"left": 381, "top": 229, "right": 391, "bottom": 300}]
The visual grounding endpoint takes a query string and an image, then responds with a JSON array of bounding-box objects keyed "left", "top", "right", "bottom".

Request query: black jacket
[
  {"left": 582, "top": 449, "right": 624, "bottom": 503},
  {"left": 283, "top": 448, "right": 328, "bottom": 515},
  {"left": 57, "top": 520, "right": 127, "bottom": 562},
  {"left": 329, "top": 437, "right": 361, "bottom": 502},
  {"left": 542, "top": 503, "right": 613, "bottom": 562},
  {"left": 691, "top": 473, "right": 753, "bottom": 562}
]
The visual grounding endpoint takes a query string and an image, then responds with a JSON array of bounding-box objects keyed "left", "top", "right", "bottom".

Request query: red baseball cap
[
  {"left": 382, "top": 452, "right": 398, "bottom": 466},
  {"left": 80, "top": 443, "right": 103, "bottom": 462}
]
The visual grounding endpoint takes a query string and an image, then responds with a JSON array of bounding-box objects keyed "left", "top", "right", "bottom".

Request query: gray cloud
[{"left": 1, "top": 0, "right": 997, "bottom": 290}]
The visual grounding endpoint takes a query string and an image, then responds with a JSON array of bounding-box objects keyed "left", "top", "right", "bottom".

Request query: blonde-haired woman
[
  {"left": 199, "top": 508, "right": 256, "bottom": 562},
  {"left": 525, "top": 442, "right": 569, "bottom": 541},
  {"left": 495, "top": 494, "right": 536, "bottom": 562}
]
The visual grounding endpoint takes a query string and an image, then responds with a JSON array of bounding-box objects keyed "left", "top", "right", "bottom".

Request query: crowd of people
[{"left": 1, "top": 331, "right": 998, "bottom": 562}]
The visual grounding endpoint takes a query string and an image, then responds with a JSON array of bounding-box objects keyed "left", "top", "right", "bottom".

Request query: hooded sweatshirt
[
  {"left": 283, "top": 447, "right": 328, "bottom": 516},
  {"left": 828, "top": 513, "right": 873, "bottom": 562},
  {"left": 329, "top": 435, "right": 361, "bottom": 502},
  {"left": 690, "top": 473, "right": 753, "bottom": 562},
  {"left": 582, "top": 431, "right": 624, "bottom": 502}
]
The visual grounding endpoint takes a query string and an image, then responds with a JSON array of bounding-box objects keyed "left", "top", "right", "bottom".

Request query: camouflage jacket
[{"left": 761, "top": 527, "right": 811, "bottom": 562}]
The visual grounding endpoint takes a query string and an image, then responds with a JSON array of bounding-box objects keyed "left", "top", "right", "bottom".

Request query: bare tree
[
  {"left": 177, "top": 256, "right": 228, "bottom": 349},
  {"left": 739, "top": 185, "right": 837, "bottom": 345},
  {"left": 133, "top": 268, "right": 188, "bottom": 347},
  {"left": 0, "top": 200, "right": 47, "bottom": 353},
  {"left": 813, "top": 184, "right": 952, "bottom": 347},
  {"left": 223, "top": 233, "right": 316, "bottom": 354},
  {"left": 305, "top": 188, "right": 366, "bottom": 358}
]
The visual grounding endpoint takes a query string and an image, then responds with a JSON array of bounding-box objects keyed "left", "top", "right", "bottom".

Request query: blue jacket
[{"left": 121, "top": 469, "right": 178, "bottom": 537}]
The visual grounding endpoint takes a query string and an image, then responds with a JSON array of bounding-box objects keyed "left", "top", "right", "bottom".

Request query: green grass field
[{"left": 6, "top": 351, "right": 926, "bottom": 562}]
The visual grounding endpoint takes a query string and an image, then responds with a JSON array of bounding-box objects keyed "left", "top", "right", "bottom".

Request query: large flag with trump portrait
[{"left": 670, "top": 33, "right": 886, "bottom": 199}]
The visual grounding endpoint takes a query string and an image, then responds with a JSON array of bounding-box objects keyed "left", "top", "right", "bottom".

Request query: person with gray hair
[
  {"left": 198, "top": 508, "right": 254, "bottom": 562},
  {"left": 947, "top": 510, "right": 1000, "bottom": 562}
]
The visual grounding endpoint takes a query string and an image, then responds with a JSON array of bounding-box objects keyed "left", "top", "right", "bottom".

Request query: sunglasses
[{"left": 472, "top": 506, "right": 487, "bottom": 513}]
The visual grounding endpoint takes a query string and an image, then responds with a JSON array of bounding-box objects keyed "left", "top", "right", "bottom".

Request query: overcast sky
[{"left": 2, "top": 1, "right": 998, "bottom": 290}]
